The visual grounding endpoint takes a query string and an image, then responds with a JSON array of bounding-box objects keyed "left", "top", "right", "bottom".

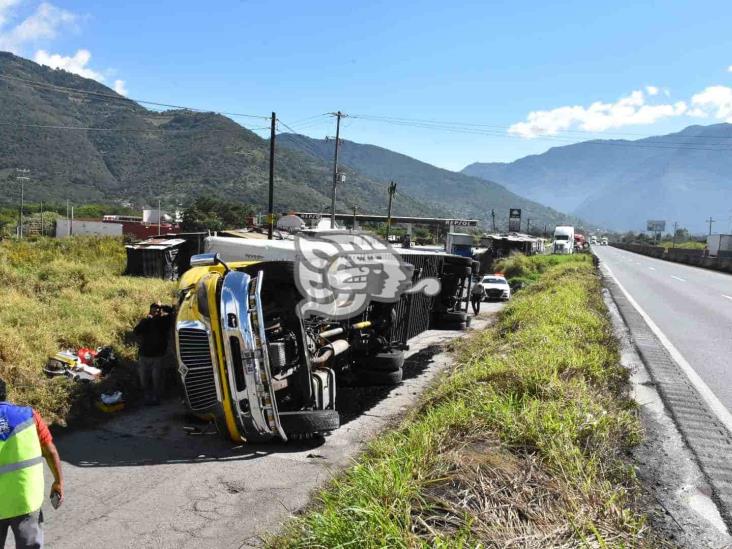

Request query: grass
[
  {"left": 494, "top": 252, "right": 589, "bottom": 287},
  {"left": 657, "top": 240, "right": 705, "bottom": 250},
  {"left": 275, "top": 254, "right": 657, "bottom": 548},
  {"left": 0, "top": 236, "right": 175, "bottom": 424}
]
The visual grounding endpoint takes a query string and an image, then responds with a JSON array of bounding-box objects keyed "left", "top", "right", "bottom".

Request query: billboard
[
  {"left": 646, "top": 220, "right": 666, "bottom": 232},
  {"left": 508, "top": 208, "right": 521, "bottom": 232}
]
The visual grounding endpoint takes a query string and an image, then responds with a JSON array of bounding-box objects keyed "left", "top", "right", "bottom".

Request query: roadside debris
[{"left": 44, "top": 346, "right": 117, "bottom": 382}]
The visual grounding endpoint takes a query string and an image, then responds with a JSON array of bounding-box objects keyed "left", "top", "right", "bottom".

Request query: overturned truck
[{"left": 174, "top": 234, "right": 474, "bottom": 443}]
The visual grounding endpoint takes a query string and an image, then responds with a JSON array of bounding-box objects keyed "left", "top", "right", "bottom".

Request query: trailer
[{"left": 174, "top": 232, "right": 474, "bottom": 443}]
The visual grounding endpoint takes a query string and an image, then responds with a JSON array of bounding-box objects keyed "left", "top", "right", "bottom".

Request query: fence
[{"left": 611, "top": 243, "right": 732, "bottom": 274}]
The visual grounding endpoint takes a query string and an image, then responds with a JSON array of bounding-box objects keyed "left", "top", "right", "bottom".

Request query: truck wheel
[
  {"left": 440, "top": 311, "right": 467, "bottom": 322},
  {"left": 442, "top": 264, "right": 471, "bottom": 277},
  {"left": 355, "top": 350, "right": 405, "bottom": 372},
  {"left": 438, "top": 321, "right": 467, "bottom": 331},
  {"left": 356, "top": 367, "right": 403, "bottom": 386},
  {"left": 279, "top": 410, "right": 340, "bottom": 435}
]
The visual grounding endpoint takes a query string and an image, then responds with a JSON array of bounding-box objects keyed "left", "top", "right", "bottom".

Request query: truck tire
[
  {"left": 442, "top": 264, "right": 471, "bottom": 277},
  {"left": 355, "top": 350, "right": 404, "bottom": 372},
  {"left": 356, "top": 367, "right": 403, "bottom": 386},
  {"left": 279, "top": 410, "right": 340, "bottom": 435},
  {"left": 438, "top": 321, "right": 467, "bottom": 331}
]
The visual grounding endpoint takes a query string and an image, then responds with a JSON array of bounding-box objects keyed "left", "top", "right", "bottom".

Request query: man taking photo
[
  {"left": 0, "top": 378, "right": 64, "bottom": 549},
  {"left": 134, "top": 302, "right": 174, "bottom": 405}
]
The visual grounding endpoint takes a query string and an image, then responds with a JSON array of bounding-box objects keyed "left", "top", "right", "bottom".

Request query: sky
[{"left": 1, "top": 0, "right": 732, "bottom": 170}]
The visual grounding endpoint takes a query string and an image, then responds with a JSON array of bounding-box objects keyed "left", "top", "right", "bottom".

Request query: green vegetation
[
  {"left": 0, "top": 52, "right": 437, "bottom": 220},
  {"left": 494, "top": 252, "right": 586, "bottom": 287},
  {"left": 0, "top": 236, "right": 174, "bottom": 424},
  {"left": 276, "top": 254, "right": 654, "bottom": 547},
  {"left": 658, "top": 240, "right": 705, "bottom": 250},
  {"left": 181, "top": 197, "right": 255, "bottom": 231}
]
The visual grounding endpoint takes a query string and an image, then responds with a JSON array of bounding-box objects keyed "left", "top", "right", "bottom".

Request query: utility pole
[
  {"left": 40, "top": 201, "right": 44, "bottom": 236},
  {"left": 491, "top": 209, "right": 496, "bottom": 232},
  {"left": 268, "top": 112, "right": 276, "bottom": 239},
  {"left": 157, "top": 198, "right": 162, "bottom": 236},
  {"left": 672, "top": 221, "right": 678, "bottom": 248},
  {"left": 706, "top": 216, "right": 715, "bottom": 236},
  {"left": 526, "top": 218, "right": 532, "bottom": 235},
  {"left": 16, "top": 169, "right": 30, "bottom": 239},
  {"left": 352, "top": 205, "right": 357, "bottom": 230},
  {"left": 385, "top": 181, "right": 397, "bottom": 241},
  {"left": 329, "top": 111, "right": 346, "bottom": 229}
]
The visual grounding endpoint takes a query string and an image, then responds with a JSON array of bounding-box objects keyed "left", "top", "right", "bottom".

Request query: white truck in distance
[{"left": 552, "top": 226, "right": 575, "bottom": 254}]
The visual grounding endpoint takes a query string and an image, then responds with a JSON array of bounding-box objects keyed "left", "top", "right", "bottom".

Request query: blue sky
[{"left": 2, "top": 0, "right": 732, "bottom": 170}]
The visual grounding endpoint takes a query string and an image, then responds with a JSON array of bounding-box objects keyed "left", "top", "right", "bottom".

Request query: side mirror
[{"left": 190, "top": 252, "right": 222, "bottom": 268}]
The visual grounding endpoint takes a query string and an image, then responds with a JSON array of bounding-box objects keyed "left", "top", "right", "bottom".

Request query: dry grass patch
[{"left": 0, "top": 236, "right": 175, "bottom": 424}]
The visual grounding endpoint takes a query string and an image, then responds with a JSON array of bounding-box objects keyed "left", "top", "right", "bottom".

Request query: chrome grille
[{"left": 178, "top": 327, "right": 218, "bottom": 411}]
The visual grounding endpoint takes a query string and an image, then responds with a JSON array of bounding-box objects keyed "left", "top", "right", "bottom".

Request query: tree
[{"left": 181, "top": 197, "right": 254, "bottom": 232}]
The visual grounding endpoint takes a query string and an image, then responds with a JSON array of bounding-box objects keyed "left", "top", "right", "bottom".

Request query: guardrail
[{"left": 610, "top": 243, "right": 732, "bottom": 274}]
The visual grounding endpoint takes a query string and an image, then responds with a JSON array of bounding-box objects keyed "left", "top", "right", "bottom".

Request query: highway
[{"left": 594, "top": 246, "right": 732, "bottom": 414}]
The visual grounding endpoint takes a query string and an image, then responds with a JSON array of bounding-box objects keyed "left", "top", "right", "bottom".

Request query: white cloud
[
  {"left": 727, "top": 65, "right": 732, "bottom": 73},
  {"left": 0, "top": 0, "right": 23, "bottom": 27},
  {"left": 646, "top": 85, "right": 659, "bottom": 96},
  {"left": 509, "top": 89, "right": 688, "bottom": 138},
  {"left": 0, "top": 1, "right": 76, "bottom": 53},
  {"left": 690, "top": 85, "right": 732, "bottom": 123},
  {"left": 113, "top": 79, "right": 127, "bottom": 96},
  {"left": 34, "top": 48, "right": 103, "bottom": 80}
]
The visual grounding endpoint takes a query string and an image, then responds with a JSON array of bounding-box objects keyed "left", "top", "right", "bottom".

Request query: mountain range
[
  {"left": 0, "top": 51, "right": 578, "bottom": 232},
  {"left": 278, "top": 134, "right": 582, "bottom": 231},
  {"left": 463, "top": 125, "right": 732, "bottom": 233}
]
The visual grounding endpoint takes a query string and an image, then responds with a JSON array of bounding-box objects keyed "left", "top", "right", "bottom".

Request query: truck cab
[{"left": 552, "top": 225, "right": 575, "bottom": 254}]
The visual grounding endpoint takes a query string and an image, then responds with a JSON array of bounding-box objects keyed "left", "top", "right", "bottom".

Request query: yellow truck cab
[{"left": 176, "top": 255, "right": 357, "bottom": 442}]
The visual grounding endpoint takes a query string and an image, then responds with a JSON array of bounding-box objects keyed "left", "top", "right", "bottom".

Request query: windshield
[
  {"left": 482, "top": 277, "right": 507, "bottom": 284},
  {"left": 554, "top": 235, "right": 570, "bottom": 241}
]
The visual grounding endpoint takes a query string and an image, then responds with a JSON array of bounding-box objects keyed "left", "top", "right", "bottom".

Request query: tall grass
[
  {"left": 0, "top": 237, "right": 175, "bottom": 424},
  {"left": 275, "top": 254, "right": 655, "bottom": 547}
]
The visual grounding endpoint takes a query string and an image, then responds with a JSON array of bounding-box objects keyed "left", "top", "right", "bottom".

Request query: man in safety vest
[{"left": 0, "top": 378, "right": 64, "bottom": 548}]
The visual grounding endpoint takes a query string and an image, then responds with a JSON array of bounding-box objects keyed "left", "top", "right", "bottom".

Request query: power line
[
  {"left": 348, "top": 115, "right": 732, "bottom": 152},
  {"left": 0, "top": 120, "right": 271, "bottom": 133},
  {"left": 350, "top": 112, "right": 732, "bottom": 141},
  {"left": 0, "top": 73, "right": 270, "bottom": 121}
]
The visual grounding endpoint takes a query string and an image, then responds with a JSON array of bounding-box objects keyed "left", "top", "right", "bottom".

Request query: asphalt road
[
  {"left": 594, "top": 246, "right": 732, "bottom": 413},
  {"left": 19, "top": 304, "right": 503, "bottom": 549}
]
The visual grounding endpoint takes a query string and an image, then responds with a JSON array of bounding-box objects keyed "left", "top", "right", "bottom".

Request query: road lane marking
[
  {"left": 723, "top": 295, "right": 732, "bottom": 301},
  {"left": 671, "top": 275, "right": 686, "bottom": 282},
  {"left": 602, "top": 263, "right": 732, "bottom": 436}
]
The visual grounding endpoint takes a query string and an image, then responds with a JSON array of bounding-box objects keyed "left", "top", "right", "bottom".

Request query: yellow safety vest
[{"left": 0, "top": 404, "right": 44, "bottom": 519}]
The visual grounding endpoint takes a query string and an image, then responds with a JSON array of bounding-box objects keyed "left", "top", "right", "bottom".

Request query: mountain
[
  {"left": 0, "top": 52, "right": 435, "bottom": 217},
  {"left": 278, "top": 134, "right": 583, "bottom": 230},
  {"left": 463, "top": 125, "right": 732, "bottom": 233}
]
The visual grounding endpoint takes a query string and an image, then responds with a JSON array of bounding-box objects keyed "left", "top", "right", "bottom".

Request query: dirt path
[{"left": 34, "top": 306, "right": 501, "bottom": 549}]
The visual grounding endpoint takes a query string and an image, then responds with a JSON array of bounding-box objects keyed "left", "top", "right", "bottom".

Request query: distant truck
[
  {"left": 590, "top": 236, "right": 598, "bottom": 245},
  {"left": 601, "top": 237, "right": 608, "bottom": 246},
  {"left": 552, "top": 225, "right": 575, "bottom": 254},
  {"left": 707, "top": 234, "right": 732, "bottom": 258}
]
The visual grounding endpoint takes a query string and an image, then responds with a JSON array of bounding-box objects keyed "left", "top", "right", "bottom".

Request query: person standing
[
  {"left": 134, "top": 302, "right": 174, "bottom": 405},
  {"left": 470, "top": 279, "right": 485, "bottom": 315},
  {"left": 0, "top": 378, "right": 64, "bottom": 549}
]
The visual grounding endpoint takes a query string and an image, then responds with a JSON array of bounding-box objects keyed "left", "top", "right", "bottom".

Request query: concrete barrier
[{"left": 610, "top": 243, "right": 732, "bottom": 274}]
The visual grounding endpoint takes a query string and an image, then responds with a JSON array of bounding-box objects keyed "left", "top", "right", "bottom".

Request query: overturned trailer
[{"left": 174, "top": 233, "right": 474, "bottom": 443}]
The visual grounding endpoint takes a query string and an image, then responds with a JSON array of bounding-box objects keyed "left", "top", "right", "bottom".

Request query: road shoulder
[{"left": 601, "top": 268, "right": 732, "bottom": 546}]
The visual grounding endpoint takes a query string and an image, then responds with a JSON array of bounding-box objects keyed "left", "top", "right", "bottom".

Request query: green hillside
[{"left": 0, "top": 52, "right": 435, "bottom": 218}]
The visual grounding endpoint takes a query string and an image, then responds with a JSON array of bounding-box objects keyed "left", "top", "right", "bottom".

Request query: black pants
[
  {"left": 471, "top": 296, "right": 481, "bottom": 314},
  {"left": 0, "top": 510, "right": 43, "bottom": 549}
]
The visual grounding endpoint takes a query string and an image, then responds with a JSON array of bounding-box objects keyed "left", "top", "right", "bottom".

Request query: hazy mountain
[
  {"left": 463, "top": 125, "right": 732, "bottom": 233},
  {"left": 0, "top": 51, "right": 435, "bottom": 217},
  {"left": 278, "top": 134, "right": 583, "bottom": 231}
]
